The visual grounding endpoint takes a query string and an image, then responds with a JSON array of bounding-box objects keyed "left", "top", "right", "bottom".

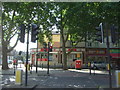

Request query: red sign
[
  {"left": 68, "top": 49, "right": 77, "bottom": 51},
  {"left": 38, "top": 58, "right": 48, "bottom": 61},
  {"left": 87, "top": 49, "right": 106, "bottom": 56}
]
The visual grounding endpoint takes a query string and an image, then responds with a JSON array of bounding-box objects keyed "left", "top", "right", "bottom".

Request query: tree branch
[
  {"left": 8, "top": 29, "right": 18, "bottom": 42},
  {"left": 62, "top": 17, "right": 67, "bottom": 29},
  {"left": 6, "top": 10, "right": 16, "bottom": 40},
  {"left": 65, "top": 33, "right": 69, "bottom": 43},
  {"left": 7, "top": 35, "right": 19, "bottom": 53}
]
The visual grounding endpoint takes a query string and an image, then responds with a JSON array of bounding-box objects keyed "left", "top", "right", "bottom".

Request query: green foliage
[
  {"left": 3, "top": 2, "right": 119, "bottom": 44},
  {"left": 2, "top": 2, "right": 119, "bottom": 70}
]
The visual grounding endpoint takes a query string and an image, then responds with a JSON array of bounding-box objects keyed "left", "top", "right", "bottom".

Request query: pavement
[{"left": 0, "top": 64, "right": 119, "bottom": 89}]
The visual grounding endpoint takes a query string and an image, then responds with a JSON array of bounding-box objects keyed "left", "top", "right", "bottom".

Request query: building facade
[{"left": 30, "top": 32, "right": 120, "bottom": 68}]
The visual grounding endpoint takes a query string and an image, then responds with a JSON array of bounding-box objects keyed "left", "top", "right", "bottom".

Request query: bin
[
  {"left": 75, "top": 60, "right": 82, "bottom": 69},
  {"left": 115, "top": 70, "right": 120, "bottom": 88},
  {"left": 15, "top": 69, "right": 22, "bottom": 85}
]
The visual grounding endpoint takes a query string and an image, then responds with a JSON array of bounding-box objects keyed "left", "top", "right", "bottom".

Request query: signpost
[{"left": 106, "top": 23, "right": 112, "bottom": 88}]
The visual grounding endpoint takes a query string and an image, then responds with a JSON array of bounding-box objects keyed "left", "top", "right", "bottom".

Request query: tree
[
  {"left": 1, "top": 2, "right": 54, "bottom": 69},
  {"left": 44, "top": 2, "right": 119, "bottom": 70},
  {"left": 2, "top": 3, "right": 20, "bottom": 69},
  {"left": 2, "top": 2, "right": 119, "bottom": 70},
  {"left": 46, "top": 2, "right": 98, "bottom": 70},
  {"left": 2, "top": 2, "right": 36, "bottom": 69}
]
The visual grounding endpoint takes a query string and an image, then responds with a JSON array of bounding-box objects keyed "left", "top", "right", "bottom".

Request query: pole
[
  {"left": 106, "top": 23, "right": 112, "bottom": 88},
  {"left": 47, "top": 42, "right": 50, "bottom": 75},
  {"left": 89, "top": 62, "right": 91, "bottom": 75},
  {"left": 14, "top": 64, "right": 15, "bottom": 75},
  {"left": 25, "top": 25, "right": 30, "bottom": 86},
  {"left": 36, "top": 40, "right": 38, "bottom": 73}
]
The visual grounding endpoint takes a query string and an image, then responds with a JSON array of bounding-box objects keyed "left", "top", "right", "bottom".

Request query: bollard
[
  {"left": 42, "top": 63, "right": 43, "bottom": 69},
  {"left": 89, "top": 62, "right": 91, "bottom": 75},
  {"left": 54, "top": 63, "right": 56, "bottom": 69},
  {"left": 15, "top": 69, "right": 22, "bottom": 85},
  {"left": 115, "top": 70, "right": 120, "bottom": 88}
]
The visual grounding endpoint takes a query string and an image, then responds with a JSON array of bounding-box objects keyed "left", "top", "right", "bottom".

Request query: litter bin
[
  {"left": 15, "top": 69, "right": 22, "bottom": 85},
  {"left": 75, "top": 60, "right": 82, "bottom": 69},
  {"left": 115, "top": 70, "right": 120, "bottom": 88}
]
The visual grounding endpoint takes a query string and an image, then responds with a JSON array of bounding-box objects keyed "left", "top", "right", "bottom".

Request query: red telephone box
[{"left": 75, "top": 60, "right": 82, "bottom": 69}]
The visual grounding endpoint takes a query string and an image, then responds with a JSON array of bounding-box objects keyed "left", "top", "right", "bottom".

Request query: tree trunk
[
  {"left": 62, "top": 48, "right": 67, "bottom": 70},
  {"left": 60, "top": 8, "right": 68, "bottom": 70},
  {"left": 2, "top": 41, "right": 9, "bottom": 70},
  {"left": 61, "top": 30, "right": 68, "bottom": 70}
]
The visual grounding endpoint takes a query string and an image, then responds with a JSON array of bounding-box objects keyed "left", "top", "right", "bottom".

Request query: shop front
[
  {"left": 110, "top": 48, "right": 120, "bottom": 69},
  {"left": 86, "top": 48, "right": 107, "bottom": 63},
  {"left": 86, "top": 48, "right": 120, "bottom": 69}
]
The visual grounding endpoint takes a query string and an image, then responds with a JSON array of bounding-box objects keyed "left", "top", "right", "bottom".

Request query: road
[{"left": 0, "top": 64, "right": 117, "bottom": 89}]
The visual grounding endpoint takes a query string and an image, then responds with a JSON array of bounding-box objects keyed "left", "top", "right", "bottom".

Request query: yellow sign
[
  {"left": 77, "top": 54, "right": 80, "bottom": 58},
  {"left": 15, "top": 70, "right": 22, "bottom": 85}
]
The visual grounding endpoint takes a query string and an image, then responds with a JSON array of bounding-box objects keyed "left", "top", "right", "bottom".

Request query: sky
[
  {"left": 10, "top": 25, "right": 58, "bottom": 52},
  {"left": 10, "top": 34, "right": 37, "bottom": 52}
]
